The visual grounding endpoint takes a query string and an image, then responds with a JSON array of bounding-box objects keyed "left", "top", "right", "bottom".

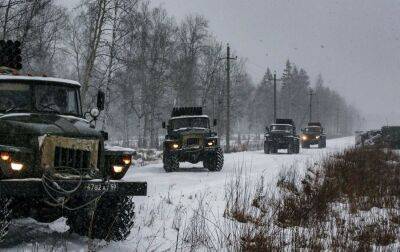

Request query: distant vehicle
[
  {"left": 162, "top": 107, "right": 223, "bottom": 172},
  {"left": 301, "top": 122, "right": 327, "bottom": 148},
  {"left": 357, "top": 126, "right": 400, "bottom": 149},
  {"left": 264, "top": 119, "right": 300, "bottom": 154},
  {"left": 0, "top": 40, "right": 147, "bottom": 243}
]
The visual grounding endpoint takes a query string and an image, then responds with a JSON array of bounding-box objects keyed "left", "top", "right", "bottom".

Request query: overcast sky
[{"left": 61, "top": 0, "right": 400, "bottom": 128}]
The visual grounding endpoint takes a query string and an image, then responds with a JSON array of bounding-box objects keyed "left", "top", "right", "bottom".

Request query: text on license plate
[{"left": 84, "top": 183, "right": 117, "bottom": 191}]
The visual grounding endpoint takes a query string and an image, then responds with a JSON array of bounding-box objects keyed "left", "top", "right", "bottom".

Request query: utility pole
[
  {"left": 309, "top": 89, "right": 314, "bottom": 122},
  {"left": 223, "top": 43, "right": 237, "bottom": 153},
  {"left": 268, "top": 71, "right": 282, "bottom": 122}
]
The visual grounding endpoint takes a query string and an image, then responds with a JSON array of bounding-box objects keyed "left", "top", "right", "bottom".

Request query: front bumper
[
  {"left": 0, "top": 179, "right": 147, "bottom": 198},
  {"left": 167, "top": 146, "right": 219, "bottom": 163}
]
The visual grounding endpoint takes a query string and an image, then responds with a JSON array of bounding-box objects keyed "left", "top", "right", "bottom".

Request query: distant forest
[{"left": 0, "top": 0, "right": 361, "bottom": 148}]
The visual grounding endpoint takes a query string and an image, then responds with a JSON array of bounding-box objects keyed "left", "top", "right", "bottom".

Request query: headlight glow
[
  {"left": 113, "top": 165, "right": 124, "bottom": 173},
  {"left": 11, "top": 162, "right": 23, "bottom": 171},
  {"left": 1, "top": 152, "right": 10, "bottom": 161},
  {"left": 316, "top": 136, "right": 320, "bottom": 139},
  {"left": 302, "top": 135, "right": 307, "bottom": 141},
  {"left": 172, "top": 143, "right": 179, "bottom": 149},
  {"left": 207, "top": 141, "right": 214, "bottom": 146},
  {"left": 122, "top": 156, "right": 131, "bottom": 165}
]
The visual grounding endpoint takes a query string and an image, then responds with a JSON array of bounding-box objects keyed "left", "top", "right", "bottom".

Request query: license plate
[{"left": 84, "top": 183, "right": 117, "bottom": 192}]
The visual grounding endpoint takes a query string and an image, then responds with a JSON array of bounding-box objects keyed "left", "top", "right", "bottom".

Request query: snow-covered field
[{"left": 5, "top": 137, "right": 354, "bottom": 251}]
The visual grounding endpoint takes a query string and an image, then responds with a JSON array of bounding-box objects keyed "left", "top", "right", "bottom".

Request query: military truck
[
  {"left": 0, "top": 41, "right": 147, "bottom": 243},
  {"left": 356, "top": 126, "right": 400, "bottom": 149},
  {"left": 264, "top": 119, "right": 300, "bottom": 154},
  {"left": 300, "top": 122, "right": 327, "bottom": 148},
  {"left": 162, "top": 107, "right": 223, "bottom": 172}
]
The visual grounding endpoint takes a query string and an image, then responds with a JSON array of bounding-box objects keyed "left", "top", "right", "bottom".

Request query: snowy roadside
[{"left": 5, "top": 137, "right": 354, "bottom": 251}]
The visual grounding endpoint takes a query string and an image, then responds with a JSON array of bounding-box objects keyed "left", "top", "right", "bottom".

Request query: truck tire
[
  {"left": 67, "top": 195, "right": 135, "bottom": 241},
  {"left": 204, "top": 147, "right": 224, "bottom": 172},
  {"left": 0, "top": 197, "right": 11, "bottom": 243},
  {"left": 163, "top": 151, "right": 179, "bottom": 172},
  {"left": 288, "top": 142, "right": 294, "bottom": 154},
  {"left": 294, "top": 142, "right": 300, "bottom": 154},
  {"left": 270, "top": 145, "right": 277, "bottom": 154},
  {"left": 318, "top": 138, "right": 326, "bottom": 148},
  {"left": 264, "top": 142, "right": 270, "bottom": 154}
]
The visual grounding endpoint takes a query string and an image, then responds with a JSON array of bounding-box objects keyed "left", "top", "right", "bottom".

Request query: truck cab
[
  {"left": 264, "top": 119, "right": 300, "bottom": 154},
  {"left": 301, "top": 122, "right": 327, "bottom": 148},
  {"left": 0, "top": 70, "right": 146, "bottom": 242},
  {"left": 162, "top": 107, "right": 223, "bottom": 172}
]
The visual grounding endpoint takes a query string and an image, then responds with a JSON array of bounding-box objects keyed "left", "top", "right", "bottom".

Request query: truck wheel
[
  {"left": 264, "top": 142, "right": 270, "bottom": 154},
  {"left": 295, "top": 142, "right": 300, "bottom": 153},
  {"left": 67, "top": 195, "right": 135, "bottom": 241},
  {"left": 204, "top": 147, "right": 224, "bottom": 172},
  {"left": 0, "top": 197, "right": 11, "bottom": 243},
  {"left": 318, "top": 138, "right": 326, "bottom": 148},
  {"left": 163, "top": 151, "right": 179, "bottom": 172},
  {"left": 270, "top": 145, "right": 277, "bottom": 154},
  {"left": 287, "top": 142, "right": 293, "bottom": 154}
]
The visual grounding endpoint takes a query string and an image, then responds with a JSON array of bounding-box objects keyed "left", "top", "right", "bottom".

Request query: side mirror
[
  {"left": 213, "top": 119, "right": 217, "bottom": 126},
  {"left": 97, "top": 90, "right": 105, "bottom": 111},
  {"left": 162, "top": 122, "right": 166, "bottom": 129}
]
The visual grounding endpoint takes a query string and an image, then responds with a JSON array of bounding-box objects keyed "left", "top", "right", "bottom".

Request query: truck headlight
[
  {"left": 1, "top": 152, "right": 10, "bottom": 161},
  {"left": 302, "top": 135, "right": 307, "bottom": 141},
  {"left": 316, "top": 136, "right": 320, "bottom": 140},
  {"left": 207, "top": 141, "right": 214, "bottom": 146},
  {"left": 11, "top": 162, "right": 23, "bottom": 171},
  {"left": 122, "top": 156, "right": 131, "bottom": 165},
  {"left": 113, "top": 165, "right": 124, "bottom": 173},
  {"left": 172, "top": 143, "right": 179, "bottom": 149}
]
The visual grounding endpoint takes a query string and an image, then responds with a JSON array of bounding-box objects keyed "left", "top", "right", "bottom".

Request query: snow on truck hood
[{"left": 0, "top": 75, "right": 81, "bottom": 87}]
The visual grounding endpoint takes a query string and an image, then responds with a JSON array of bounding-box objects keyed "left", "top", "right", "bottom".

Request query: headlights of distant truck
[
  {"left": 11, "top": 162, "right": 23, "bottom": 171},
  {"left": 302, "top": 135, "right": 307, "bottom": 141},
  {"left": 316, "top": 136, "right": 320, "bottom": 140},
  {"left": 206, "top": 139, "right": 216, "bottom": 147},
  {"left": 113, "top": 165, "right": 124, "bottom": 173},
  {"left": 171, "top": 143, "right": 180, "bottom": 149},
  {"left": 122, "top": 155, "right": 132, "bottom": 165},
  {"left": 1, "top": 152, "right": 10, "bottom": 161}
]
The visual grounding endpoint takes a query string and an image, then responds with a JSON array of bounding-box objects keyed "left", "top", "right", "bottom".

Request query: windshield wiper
[
  {"left": 5, "top": 103, "right": 29, "bottom": 113},
  {"left": 37, "top": 103, "right": 61, "bottom": 114}
]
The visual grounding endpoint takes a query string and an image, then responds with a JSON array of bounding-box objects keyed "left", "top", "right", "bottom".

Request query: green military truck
[
  {"left": 301, "top": 122, "right": 327, "bottom": 148},
  {"left": 264, "top": 119, "right": 300, "bottom": 154},
  {"left": 0, "top": 41, "right": 147, "bottom": 243},
  {"left": 162, "top": 107, "right": 223, "bottom": 172}
]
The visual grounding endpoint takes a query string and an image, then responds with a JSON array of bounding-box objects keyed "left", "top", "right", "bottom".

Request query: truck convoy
[
  {"left": 0, "top": 40, "right": 147, "bottom": 243},
  {"left": 300, "top": 122, "right": 327, "bottom": 148},
  {"left": 162, "top": 107, "right": 223, "bottom": 172},
  {"left": 264, "top": 119, "right": 300, "bottom": 154}
]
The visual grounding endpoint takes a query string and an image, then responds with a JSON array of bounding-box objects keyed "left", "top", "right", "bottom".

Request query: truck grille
[
  {"left": 54, "top": 147, "right": 91, "bottom": 169},
  {"left": 187, "top": 138, "right": 200, "bottom": 146}
]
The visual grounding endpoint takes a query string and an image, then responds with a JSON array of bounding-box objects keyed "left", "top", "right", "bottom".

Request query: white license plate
[{"left": 84, "top": 183, "right": 117, "bottom": 192}]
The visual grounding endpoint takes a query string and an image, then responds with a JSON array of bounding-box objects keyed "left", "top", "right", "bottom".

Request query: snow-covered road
[{"left": 7, "top": 137, "right": 354, "bottom": 251}]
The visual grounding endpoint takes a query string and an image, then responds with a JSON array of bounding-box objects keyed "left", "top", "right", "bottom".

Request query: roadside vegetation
[
  {"left": 220, "top": 146, "right": 400, "bottom": 250},
  {"left": 170, "top": 146, "right": 400, "bottom": 250}
]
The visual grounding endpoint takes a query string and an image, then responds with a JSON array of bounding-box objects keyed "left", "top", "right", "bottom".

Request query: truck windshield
[
  {"left": 0, "top": 82, "right": 80, "bottom": 116},
  {"left": 304, "top": 127, "right": 321, "bottom": 133},
  {"left": 270, "top": 125, "right": 292, "bottom": 132},
  {"left": 170, "top": 117, "right": 209, "bottom": 130}
]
